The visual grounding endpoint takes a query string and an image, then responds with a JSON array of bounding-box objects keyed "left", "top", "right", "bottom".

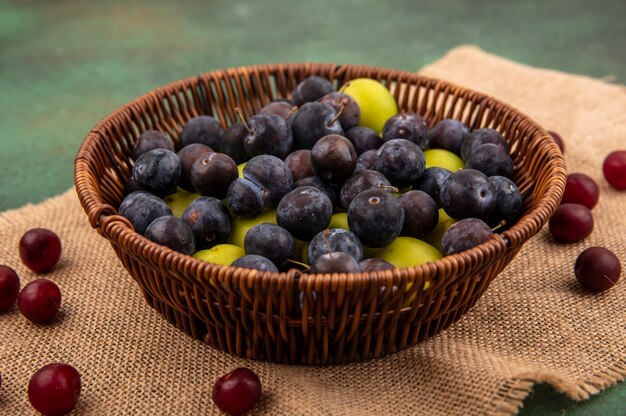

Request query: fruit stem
[
  {"left": 285, "top": 105, "right": 299, "bottom": 121},
  {"left": 323, "top": 228, "right": 333, "bottom": 258},
  {"left": 234, "top": 107, "right": 253, "bottom": 134},
  {"left": 286, "top": 258, "right": 310, "bottom": 270},
  {"left": 338, "top": 82, "right": 350, "bottom": 97},
  {"left": 378, "top": 184, "right": 400, "bottom": 193},
  {"left": 327, "top": 103, "right": 346, "bottom": 127},
  {"left": 491, "top": 220, "right": 506, "bottom": 233}
]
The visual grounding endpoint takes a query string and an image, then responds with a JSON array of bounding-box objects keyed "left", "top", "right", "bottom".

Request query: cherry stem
[
  {"left": 285, "top": 105, "right": 299, "bottom": 121},
  {"left": 327, "top": 103, "right": 346, "bottom": 127},
  {"left": 234, "top": 107, "right": 252, "bottom": 134},
  {"left": 491, "top": 220, "right": 506, "bottom": 233},
  {"left": 378, "top": 184, "right": 400, "bottom": 193},
  {"left": 286, "top": 258, "right": 310, "bottom": 270}
]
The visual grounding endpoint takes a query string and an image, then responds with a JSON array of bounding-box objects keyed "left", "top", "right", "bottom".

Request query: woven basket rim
[{"left": 74, "top": 62, "right": 565, "bottom": 289}]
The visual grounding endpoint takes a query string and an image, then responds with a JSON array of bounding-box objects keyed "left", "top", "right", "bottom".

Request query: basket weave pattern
[{"left": 74, "top": 63, "right": 565, "bottom": 364}]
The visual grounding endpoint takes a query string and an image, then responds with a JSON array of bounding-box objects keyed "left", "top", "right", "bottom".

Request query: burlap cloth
[{"left": 1, "top": 46, "right": 625, "bottom": 415}]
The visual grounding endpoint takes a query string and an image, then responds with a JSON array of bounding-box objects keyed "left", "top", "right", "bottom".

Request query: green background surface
[{"left": 1, "top": 0, "right": 624, "bottom": 414}]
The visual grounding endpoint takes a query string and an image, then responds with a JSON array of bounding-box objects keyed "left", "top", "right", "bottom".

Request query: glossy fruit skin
[
  {"left": 561, "top": 173, "right": 600, "bottom": 210},
  {"left": 354, "top": 149, "right": 378, "bottom": 173},
  {"left": 319, "top": 91, "right": 361, "bottom": 130},
  {"left": 441, "top": 169, "right": 497, "bottom": 220},
  {"left": 381, "top": 112, "right": 429, "bottom": 149},
  {"left": 132, "top": 148, "right": 181, "bottom": 197},
  {"left": 602, "top": 150, "right": 626, "bottom": 190},
  {"left": 311, "top": 135, "right": 358, "bottom": 184},
  {"left": 342, "top": 78, "right": 398, "bottom": 134},
  {"left": 359, "top": 258, "right": 394, "bottom": 272},
  {"left": 294, "top": 176, "right": 337, "bottom": 208},
  {"left": 412, "top": 167, "right": 452, "bottom": 208},
  {"left": 291, "top": 76, "right": 334, "bottom": 107},
  {"left": 243, "top": 113, "right": 293, "bottom": 159},
  {"left": 348, "top": 189, "right": 405, "bottom": 248},
  {"left": 308, "top": 228, "right": 363, "bottom": 265},
  {"left": 290, "top": 102, "right": 344, "bottom": 150},
  {"left": 219, "top": 122, "right": 249, "bottom": 165},
  {"left": 284, "top": 149, "right": 315, "bottom": 183},
  {"left": 212, "top": 367, "right": 262, "bottom": 416},
  {"left": 423, "top": 148, "right": 464, "bottom": 172},
  {"left": 180, "top": 115, "right": 224, "bottom": 149},
  {"left": 177, "top": 143, "right": 214, "bottom": 192},
  {"left": 190, "top": 152, "right": 238, "bottom": 199},
  {"left": 548, "top": 130, "right": 565, "bottom": 153},
  {"left": 132, "top": 129, "right": 174, "bottom": 161},
  {"left": 340, "top": 170, "right": 392, "bottom": 210},
  {"left": 231, "top": 254, "right": 278, "bottom": 273},
  {"left": 464, "top": 143, "right": 514, "bottom": 178},
  {"left": 226, "top": 178, "right": 265, "bottom": 217},
  {"left": 182, "top": 197, "right": 231, "bottom": 250},
  {"left": 0, "top": 265, "right": 20, "bottom": 312},
  {"left": 344, "top": 126, "right": 380, "bottom": 155},
  {"left": 548, "top": 203, "right": 594, "bottom": 243},
  {"left": 487, "top": 176, "right": 523, "bottom": 226},
  {"left": 441, "top": 218, "right": 493, "bottom": 256},
  {"left": 373, "top": 138, "right": 425, "bottom": 189},
  {"left": 118, "top": 191, "right": 173, "bottom": 235},
  {"left": 28, "top": 363, "right": 81, "bottom": 416},
  {"left": 367, "top": 237, "right": 442, "bottom": 268},
  {"left": 574, "top": 246, "right": 621, "bottom": 292},
  {"left": 18, "top": 279, "right": 61, "bottom": 324},
  {"left": 428, "top": 119, "right": 469, "bottom": 156},
  {"left": 260, "top": 100, "right": 294, "bottom": 120},
  {"left": 242, "top": 155, "right": 294, "bottom": 208},
  {"left": 311, "top": 252, "right": 362, "bottom": 274},
  {"left": 19, "top": 228, "right": 62, "bottom": 273},
  {"left": 276, "top": 186, "right": 333, "bottom": 241},
  {"left": 194, "top": 244, "right": 245, "bottom": 266},
  {"left": 244, "top": 223, "right": 294, "bottom": 266},
  {"left": 399, "top": 190, "right": 439, "bottom": 238},
  {"left": 461, "top": 128, "right": 508, "bottom": 161},
  {"left": 145, "top": 216, "right": 196, "bottom": 255},
  {"left": 163, "top": 190, "right": 201, "bottom": 219}
]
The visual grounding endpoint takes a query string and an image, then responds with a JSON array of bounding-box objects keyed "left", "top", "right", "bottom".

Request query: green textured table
[{"left": 1, "top": 0, "right": 624, "bottom": 414}]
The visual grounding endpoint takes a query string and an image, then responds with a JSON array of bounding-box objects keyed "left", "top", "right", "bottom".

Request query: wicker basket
[{"left": 74, "top": 63, "right": 565, "bottom": 365}]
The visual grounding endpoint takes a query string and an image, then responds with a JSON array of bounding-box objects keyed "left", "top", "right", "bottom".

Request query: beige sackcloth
[{"left": 1, "top": 46, "right": 625, "bottom": 415}]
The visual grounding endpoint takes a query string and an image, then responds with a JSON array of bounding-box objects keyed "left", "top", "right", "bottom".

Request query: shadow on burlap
[{"left": 0, "top": 46, "right": 624, "bottom": 415}]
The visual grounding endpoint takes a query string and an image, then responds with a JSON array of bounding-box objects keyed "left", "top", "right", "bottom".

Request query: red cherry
[
  {"left": 17, "top": 279, "right": 62, "bottom": 324},
  {"left": 28, "top": 363, "right": 81, "bottom": 416},
  {"left": 213, "top": 367, "right": 262, "bottom": 416},
  {"left": 575, "top": 247, "right": 621, "bottom": 292},
  {"left": 549, "top": 203, "right": 593, "bottom": 243},
  {"left": 0, "top": 265, "right": 20, "bottom": 312},
  {"left": 603, "top": 150, "right": 626, "bottom": 190},
  {"left": 19, "top": 228, "right": 62, "bottom": 273},
  {"left": 561, "top": 173, "right": 600, "bottom": 209}
]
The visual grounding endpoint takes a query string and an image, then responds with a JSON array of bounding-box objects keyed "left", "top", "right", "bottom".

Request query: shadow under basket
[{"left": 74, "top": 63, "right": 565, "bottom": 365}]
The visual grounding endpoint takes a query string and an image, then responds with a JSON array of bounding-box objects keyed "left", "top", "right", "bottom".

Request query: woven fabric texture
[{"left": 1, "top": 46, "right": 625, "bottom": 415}]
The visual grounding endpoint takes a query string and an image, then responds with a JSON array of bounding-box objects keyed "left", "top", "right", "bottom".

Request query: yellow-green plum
[
  {"left": 367, "top": 236, "right": 442, "bottom": 297},
  {"left": 193, "top": 244, "right": 245, "bottom": 266},
  {"left": 342, "top": 79, "right": 398, "bottom": 134},
  {"left": 237, "top": 162, "right": 246, "bottom": 178},
  {"left": 424, "top": 149, "right": 464, "bottom": 172},
  {"left": 163, "top": 190, "right": 201, "bottom": 218},
  {"left": 226, "top": 209, "right": 277, "bottom": 248},
  {"left": 366, "top": 236, "right": 442, "bottom": 268},
  {"left": 328, "top": 212, "right": 349, "bottom": 230},
  {"left": 422, "top": 209, "right": 457, "bottom": 251}
]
